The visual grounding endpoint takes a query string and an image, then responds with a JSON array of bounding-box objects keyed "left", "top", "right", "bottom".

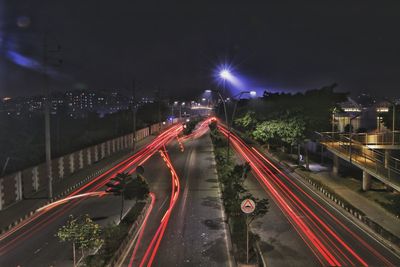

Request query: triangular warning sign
[{"left": 243, "top": 199, "right": 254, "bottom": 209}]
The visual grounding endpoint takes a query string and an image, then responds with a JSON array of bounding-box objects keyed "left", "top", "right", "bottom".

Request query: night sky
[{"left": 0, "top": 0, "right": 399, "bottom": 99}]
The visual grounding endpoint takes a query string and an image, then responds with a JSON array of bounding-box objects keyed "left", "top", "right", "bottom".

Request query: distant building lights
[
  {"left": 343, "top": 108, "right": 361, "bottom": 112},
  {"left": 377, "top": 107, "right": 389, "bottom": 113}
]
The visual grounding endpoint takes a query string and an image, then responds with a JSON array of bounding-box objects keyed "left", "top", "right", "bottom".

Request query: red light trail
[
  {"left": 217, "top": 124, "right": 396, "bottom": 267},
  {"left": 136, "top": 147, "right": 181, "bottom": 267},
  {"left": 0, "top": 124, "right": 183, "bottom": 256},
  {"left": 119, "top": 192, "right": 156, "bottom": 267},
  {"left": 126, "top": 117, "right": 213, "bottom": 267}
]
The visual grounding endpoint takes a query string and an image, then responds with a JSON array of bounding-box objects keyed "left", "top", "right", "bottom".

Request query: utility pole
[
  {"left": 1, "top": 157, "right": 10, "bottom": 176},
  {"left": 43, "top": 32, "right": 53, "bottom": 199},
  {"left": 132, "top": 79, "right": 137, "bottom": 152},
  {"left": 42, "top": 32, "right": 61, "bottom": 199},
  {"left": 171, "top": 103, "right": 174, "bottom": 121},
  {"left": 392, "top": 103, "right": 396, "bottom": 145},
  {"left": 155, "top": 89, "right": 161, "bottom": 132}
]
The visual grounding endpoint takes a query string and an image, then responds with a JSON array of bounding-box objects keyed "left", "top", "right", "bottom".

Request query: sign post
[{"left": 241, "top": 198, "right": 255, "bottom": 264}]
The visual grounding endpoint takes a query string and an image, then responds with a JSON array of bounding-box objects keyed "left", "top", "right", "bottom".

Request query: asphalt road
[
  {"left": 3, "top": 120, "right": 399, "bottom": 267},
  {"left": 244, "top": 171, "right": 321, "bottom": 267},
  {"left": 0, "top": 125, "right": 181, "bottom": 267},
  {"left": 219, "top": 125, "right": 400, "bottom": 267},
  {"left": 129, "top": 132, "right": 232, "bottom": 267}
]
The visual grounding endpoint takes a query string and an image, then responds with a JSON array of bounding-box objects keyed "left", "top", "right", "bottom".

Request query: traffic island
[
  {"left": 209, "top": 122, "right": 269, "bottom": 266},
  {"left": 84, "top": 199, "right": 148, "bottom": 267}
]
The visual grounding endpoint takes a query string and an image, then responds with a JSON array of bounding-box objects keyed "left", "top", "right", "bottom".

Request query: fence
[
  {"left": 0, "top": 120, "right": 178, "bottom": 210},
  {"left": 317, "top": 132, "right": 400, "bottom": 189}
]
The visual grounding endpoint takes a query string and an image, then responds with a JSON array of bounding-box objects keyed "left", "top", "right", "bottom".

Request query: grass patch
[{"left": 375, "top": 193, "right": 400, "bottom": 217}]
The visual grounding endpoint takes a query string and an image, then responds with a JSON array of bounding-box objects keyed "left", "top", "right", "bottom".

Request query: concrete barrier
[{"left": 0, "top": 125, "right": 154, "bottom": 211}]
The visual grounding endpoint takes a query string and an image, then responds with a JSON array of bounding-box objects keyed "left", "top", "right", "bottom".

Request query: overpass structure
[{"left": 317, "top": 131, "right": 400, "bottom": 192}]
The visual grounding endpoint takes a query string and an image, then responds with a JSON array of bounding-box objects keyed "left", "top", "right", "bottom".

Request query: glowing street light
[
  {"left": 250, "top": 90, "right": 257, "bottom": 97},
  {"left": 220, "top": 69, "right": 232, "bottom": 80}
]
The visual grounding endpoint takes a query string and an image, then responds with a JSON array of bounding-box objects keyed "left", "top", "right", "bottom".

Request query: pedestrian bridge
[
  {"left": 337, "top": 131, "right": 400, "bottom": 149},
  {"left": 317, "top": 132, "right": 400, "bottom": 192}
]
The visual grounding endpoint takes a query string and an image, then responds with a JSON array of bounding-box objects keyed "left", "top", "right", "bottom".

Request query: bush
[
  {"left": 209, "top": 126, "right": 269, "bottom": 264},
  {"left": 85, "top": 201, "right": 146, "bottom": 267},
  {"left": 183, "top": 118, "right": 201, "bottom": 135}
]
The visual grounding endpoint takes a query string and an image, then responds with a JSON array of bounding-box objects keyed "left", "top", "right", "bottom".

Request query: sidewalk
[
  {"left": 0, "top": 136, "right": 155, "bottom": 232},
  {"left": 268, "top": 150, "right": 400, "bottom": 239}
]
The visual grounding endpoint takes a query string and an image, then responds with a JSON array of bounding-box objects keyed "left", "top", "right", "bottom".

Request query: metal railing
[
  {"left": 317, "top": 132, "right": 400, "bottom": 184},
  {"left": 336, "top": 131, "right": 400, "bottom": 146}
]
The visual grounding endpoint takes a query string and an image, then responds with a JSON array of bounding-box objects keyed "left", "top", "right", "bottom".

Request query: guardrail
[
  {"left": 317, "top": 132, "right": 400, "bottom": 184},
  {"left": 328, "top": 131, "right": 400, "bottom": 146}
]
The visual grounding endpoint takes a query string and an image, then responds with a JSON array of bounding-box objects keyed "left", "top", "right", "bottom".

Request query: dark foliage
[{"left": 0, "top": 102, "right": 170, "bottom": 175}]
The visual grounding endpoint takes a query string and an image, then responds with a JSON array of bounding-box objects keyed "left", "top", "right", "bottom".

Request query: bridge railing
[
  {"left": 317, "top": 132, "right": 400, "bottom": 182},
  {"left": 338, "top": 131, "right": 400, "bottom": 146}
]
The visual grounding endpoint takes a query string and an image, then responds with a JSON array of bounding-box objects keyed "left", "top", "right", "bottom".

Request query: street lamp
[
  {"left": 206, "top": 89, "right": 228, "bottom": 125},
  {"left": 227, "top": 91, "right": 255, "bottom": 161},
  {"left": 331, "top": 107, "right": 337, "bottom": 138},
  {"left": 349, "top": 114, "right": 361, "bottom": 163},
  {"left": 220, "top": 69, "right": 232, "bottom": 80},
  {"left": 386, "top": 99, "right": 397, "bottom": 145}
]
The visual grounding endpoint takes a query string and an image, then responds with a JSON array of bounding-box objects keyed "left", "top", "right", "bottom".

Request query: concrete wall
[{"left": 0, "top": 123, "right": 166, "bottom": 210}]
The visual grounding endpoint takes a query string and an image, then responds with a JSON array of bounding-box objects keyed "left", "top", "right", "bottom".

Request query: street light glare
[
  {"left": 220, "top": 69, "right": 231, "bottom": 80},
  {"left": 250, "top": 91, "right": 257, "bottom": 96}
]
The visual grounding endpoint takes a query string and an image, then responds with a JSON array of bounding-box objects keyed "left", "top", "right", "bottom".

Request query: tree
[
  {"left": 252, "top": 116, "right": 306, "bottom": 146},
  {"left": 235, "top": 85, "right": 347, "bottom": 137},
  {"left": 57, "top": 214, "right": 103, "bottom": 267},
  {"left": 222, "top": 164, "right": 250, "bottom": 218},
  {"left": 234, "top": 111, "right": 258, "bottom": 132},
  {"left": 247, "top": 197, "right": 269, "bottom": 224}
]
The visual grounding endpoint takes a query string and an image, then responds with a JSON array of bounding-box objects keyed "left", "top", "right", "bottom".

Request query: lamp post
[
  {"left": 384, "top": 99, "right": 396, "bottom": 145},
  {"left": 331, "top": 107, "right": 337, "bottom": 138},
  {"left": 206, "top": 89, "right": 229, "bottom": 162},
  {"left": 206, "top": 89, "right": 228, "bottom": 124},
  {"left": 349, "top": 114, "right": 360, "bottom": 163},
  {"left": 131, "top": 79, "right": 137, "bottom": 152},
  {"left": 207, "top": 89, "right": 255, "bottom": 162},
  {"left": 227, "top": 91, "right": 255, "bottom": 162},
  {"left": 180, "top": 102, "right": 185, "bottom": 120},
  {"left": 390, "top": 101, "right": 396, "bottom": 145},
  {"left": 42, "top": 32, "right": 62, "bottom": 199}
]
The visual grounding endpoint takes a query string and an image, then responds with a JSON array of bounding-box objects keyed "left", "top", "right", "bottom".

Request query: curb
[
  {"left": 0, "top": 132, "right": 159, "bottom": 236},
  {"left": 210, "top": 142, "right": 237, "bottom": 267},
  {"left": 293, "top": 168, "right": 400, "bottom": 250},
  {"left": 267, "top": 151, "right": 400, "bottom": 252},
  {"left": 0, "top": 161, "right": 117, "bottom": 235},
  {"left": 109, "top": 197, "right": 152, "bottom": 267}
]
